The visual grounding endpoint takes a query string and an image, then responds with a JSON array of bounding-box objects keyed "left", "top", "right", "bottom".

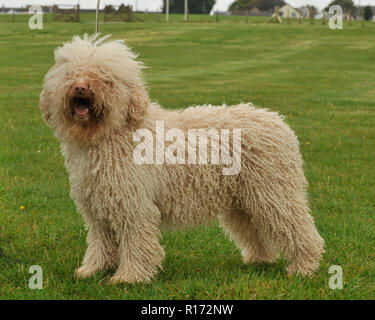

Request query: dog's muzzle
[{"left": 70, "top": 81, "right": 94, "bottom": 120}]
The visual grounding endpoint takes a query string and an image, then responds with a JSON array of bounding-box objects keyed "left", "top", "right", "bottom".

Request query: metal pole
[
  {"left": 166, "top": 0, "right": 169, "bottom": 22},
  {"left": 184, "top": 0, "right": 188, "bottom": 22},
  {"left": 359, "top": 0, "right": 365, "bottom": 27},
  {"left": 96, "top": 0, "right": 100, "bottom": 33},
  {"left": 362, "top": 9, "right": 365, "bottom": 27}
]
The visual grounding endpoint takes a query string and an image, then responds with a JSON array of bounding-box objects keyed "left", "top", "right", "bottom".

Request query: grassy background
[{"left": 0, "top": 14, "right": 374, "bottom": 299}]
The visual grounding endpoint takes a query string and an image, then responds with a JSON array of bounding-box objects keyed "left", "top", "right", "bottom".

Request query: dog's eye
[{"left": 105, "top": 80, "right": 114, "bottom": 88}]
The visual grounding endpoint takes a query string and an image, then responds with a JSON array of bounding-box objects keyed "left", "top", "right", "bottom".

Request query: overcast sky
[{"left": 0, "top": 0, "right": 372, "bottom": 11}]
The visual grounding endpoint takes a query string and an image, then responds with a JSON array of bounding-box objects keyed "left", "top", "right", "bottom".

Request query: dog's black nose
[{"left": 74, "top": 81, "right": 89, "bottom": 95}]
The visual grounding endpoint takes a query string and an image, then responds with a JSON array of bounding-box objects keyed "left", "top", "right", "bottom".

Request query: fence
[{"left": 52, "top": 4, "right": 80, "bottom": 22}]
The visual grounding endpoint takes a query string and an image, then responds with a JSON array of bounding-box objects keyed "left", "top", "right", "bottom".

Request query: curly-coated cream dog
[{"left": 40, "top": 35, "right": 324, "bottom": 283}]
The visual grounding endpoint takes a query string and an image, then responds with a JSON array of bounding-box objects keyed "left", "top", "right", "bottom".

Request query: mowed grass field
[{"left": 0, "top": 14, "right": 375, "bottom": 299}]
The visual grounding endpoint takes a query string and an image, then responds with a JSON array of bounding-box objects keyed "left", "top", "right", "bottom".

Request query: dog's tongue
[{"left": 74, "top": 106, "right": 88, "bottom": 117}]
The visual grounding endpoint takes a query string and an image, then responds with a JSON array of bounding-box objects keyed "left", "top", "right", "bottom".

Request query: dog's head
[{"left": 40, "top": 34, "right": 149, "bottom": 143}]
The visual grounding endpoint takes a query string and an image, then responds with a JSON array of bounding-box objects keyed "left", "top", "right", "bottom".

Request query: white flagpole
[
  {"left": 166, "top": 0, "right": 169, "bottom": 21},
  {"left": 184, "top": 0, "right": 188, "bottom": 22},
  {"left": 96, "top": 0, "right": 100, "bottom": 34}
]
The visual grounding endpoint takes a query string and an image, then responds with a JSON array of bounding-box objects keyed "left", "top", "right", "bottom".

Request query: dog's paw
[
  {"left": 110, "top": 274, "right": 128, "bottom": 284},
  {"left": 75, "top": 265, "right": 98, "bottom": 278},
  {"left": 242, "top": 250, "right": 279, "bottom": 265},
  {"left": 110, "top": 273, "right": 151, "bottom": 284},
  {"left": 109, "top": 274, "right": 134, "bottom": 284},
  {"left": 286, "top": 263, "right": 316, "bottom": 278}
]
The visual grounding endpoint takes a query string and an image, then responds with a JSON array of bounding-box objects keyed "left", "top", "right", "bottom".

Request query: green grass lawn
[{"left": 0, "top": 15, "right": 375, "bottom": 299}]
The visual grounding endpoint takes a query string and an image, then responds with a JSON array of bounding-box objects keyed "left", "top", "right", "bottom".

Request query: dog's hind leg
[
  {"left": 76, "top": 222, "right": 118, "bottom": 278},
  {"left": 241, "top": 192, "right": 324, "bottom": 277},
  {"left": 219, "top": 209, "right": 279, "bottom": 265},
  {"left": 283, "top": 212, "right": 325, "bottom": 277},
  {"left": 271, "top": 211, "right": 324, "bottom": 277},
  {"left": 110, "top": 202, "right": 165, "bottom": 284}
]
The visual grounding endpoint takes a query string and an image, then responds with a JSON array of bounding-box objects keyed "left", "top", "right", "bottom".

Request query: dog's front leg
[
  {"left": 76, "top": 223, "right": 117, "bottom": 278},
  {"left": 110, "top": 202, "right": 165, "bottom": 284}
]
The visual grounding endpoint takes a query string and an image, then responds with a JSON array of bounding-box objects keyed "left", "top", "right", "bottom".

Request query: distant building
[{"left": 275, "top": 4, "right": 302, "bottom": 19}]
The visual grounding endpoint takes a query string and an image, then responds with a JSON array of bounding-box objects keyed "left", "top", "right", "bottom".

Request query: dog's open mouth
[{"left": 71, "top": 96, "right": 92, "bottom": 119}]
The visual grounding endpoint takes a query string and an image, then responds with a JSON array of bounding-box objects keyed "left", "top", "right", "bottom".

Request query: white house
[{"left": 274, "top": 4, "right": 302, "bottom": 19}]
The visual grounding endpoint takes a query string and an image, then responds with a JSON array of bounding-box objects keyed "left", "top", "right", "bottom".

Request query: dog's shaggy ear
[
  {"left": 39, "top": 90, "right": 52, "bottom": 126},
  {"left": 127, "top": 85, "right": 149, "bottom": 128}
]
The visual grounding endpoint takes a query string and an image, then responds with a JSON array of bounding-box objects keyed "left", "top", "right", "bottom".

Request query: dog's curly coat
[{"left": 40, "top": 35, "right": 324, "bottom": 283}]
